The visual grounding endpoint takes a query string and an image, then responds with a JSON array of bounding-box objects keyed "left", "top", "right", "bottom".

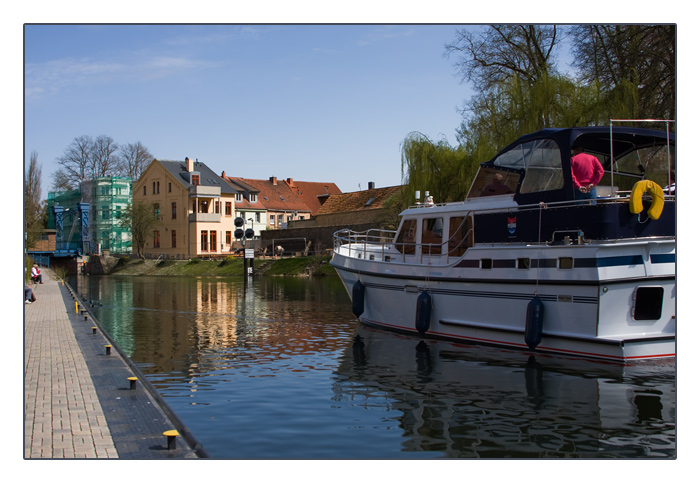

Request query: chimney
[
  {"left": 221, "top": 171, "right": 226, "bottom": 178},
  {"left": 270, "top": 176, "right": 277, "bottom": 185},
  {"left": 186, "top": 157, "right": 194, "bottom": 172},
  {"left": 286, "top": 178, "right": 294, "bottom": 186},
  {"left": 368, "top": 181, "right": 375, "bottom": 190}
]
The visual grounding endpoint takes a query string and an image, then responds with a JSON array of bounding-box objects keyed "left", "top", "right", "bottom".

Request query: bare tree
[
  {"left": 446, "top": 25, "right": 560, "bottom": 93},
  {"left": 569, "top": 25, "right": 675, "bottom": 121},
  {"left": 90, "top": 135, "right": 120, "bottom": 177},
  {"left": 118, "top": 141, "right": 153, "bottom": 181},
  {"left": 52, "top": 135, "right": 93, "bottom": 190},
  {"left": 25, "top": 151, "right": 45, "bottom": 247}
]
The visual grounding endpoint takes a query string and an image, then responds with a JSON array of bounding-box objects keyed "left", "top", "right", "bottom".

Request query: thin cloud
[
  {"left": 25, "top": 54, "right": 220, "bottom": 99},
  {"left": 356, "top": 26, "right": 415, "bottom": 47}
]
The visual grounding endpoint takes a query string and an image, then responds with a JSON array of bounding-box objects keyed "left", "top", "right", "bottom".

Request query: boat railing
[{"left": 334, "top": 222, "right": 476, "bottom": 266}]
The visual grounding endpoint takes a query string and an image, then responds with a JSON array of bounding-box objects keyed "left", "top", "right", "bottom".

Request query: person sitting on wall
[
  {"left": 25, "top": 283, "right": 36, "bottom": 304},
  {"left": 571, "top": 145, "right": 604, "bottom": 202},
  {"left": 31, "top": 264, "right": 43, "bottom": 284}
]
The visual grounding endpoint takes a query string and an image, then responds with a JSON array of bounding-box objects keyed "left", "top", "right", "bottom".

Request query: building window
[
  {"left": 157, "top": 181, "right": 160, "bottom": 194},
  {"left": 143, "top": 186, "right": 146, "bottom": 196},
  {"left": 172, "top": 202, "right": 177, "bottom": 219},
  {"left": 172, "top": 230, "right": 177, "bottom": 248},
  {"left": 250, "top": 193, "right": 257, "bottom": 203},
  {"left": 153, "top": 181, "right": 156, "bottom": 194},
  {"left": 154, "top": 230, "right": 161, "bottom": 248},
  {"left": 255, "top": 212, "right": 261, "bottom": 223},
  {"left": 226, "top": 231, "right": 231, "bottom": 245},
  {"left": 225, "top": 202, "right": 232, "bottom": 216},
  {"left": 168, "top": 182, "right": 172, "bottom": 193},
  {"left": 270, "top": 215, "right": 275, "bottom": 225},
  {"left": 215, "top": 201, "right": 220, "bottom": 214},
  {"left": 209, "top": 231, "right": 217, "bottom": 253},
  {"left": 201, "top": 231, "right": 208, "bottom": 251},
  {"left": 154, "top": 203, "right": 160, "bottom": 219},
  {"left": 191, "top": 174, "right": 200, "bottom": 185},
  {"left": 236, "top": 192, "right": 243, "bottom": 202}
]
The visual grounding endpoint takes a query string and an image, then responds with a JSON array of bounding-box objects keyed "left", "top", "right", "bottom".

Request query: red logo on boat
[{"left": 507, "top": 216, "right": 517, "bottom": 235}]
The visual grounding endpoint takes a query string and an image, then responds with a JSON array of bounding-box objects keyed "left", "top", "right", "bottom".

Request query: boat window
[
  {"left": 447, "top": 215, "right": 474, "bottom": 257},
  {"left": 601, "top": 145, "right": 675, "bottom": 191},
  {"left": 467, "top": 167, "right": 520, "bottom": 198},
  {"left": 517, "top": 258, "right": 531, "bottom": 269},
  {"left": 421, "top": 218, "right": 443, "bottom": 255},
  {"left": 481, "top": 258, "right": 493, "bottom": 269},
  {"left": 395, "top": 219, "right": 416, "bottom": 255},
  {"left": 517, "top": 139, "right": 564, "bottom": 194},
  {"left": 558, "top": 257, "right": 574, "bottom": 269}
]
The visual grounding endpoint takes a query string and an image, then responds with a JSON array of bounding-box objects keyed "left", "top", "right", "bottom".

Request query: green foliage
[
  {"left": 120, "top": 201, "right": 159, "bottom": 259},
  {"left": 400, "top": 133, "right": 479, "bottom": 204},
  {"left": 401, "top": 24, "right": 675, "bottom": 204}
]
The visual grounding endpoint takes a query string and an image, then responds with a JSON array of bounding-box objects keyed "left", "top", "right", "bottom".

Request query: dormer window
[
  {"left": 191, "top": 174, "right": 200, "bottom": 185},
  {"left": 250, "top": 193, "right": 257, "bottom": 203},
  {"left": 236, "top": 192, "right": 243, "bottom": 202}
]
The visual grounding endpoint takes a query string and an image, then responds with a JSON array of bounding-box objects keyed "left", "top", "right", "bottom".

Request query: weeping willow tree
[
  {"left": 400, "top": 73, "right": 641, "bottom": 208},
  {"left": 397, "top": 24, "right": 670, "bottom": 212},
  {"left": 400, "top": 132, "right": 479, "bottom": 206}
]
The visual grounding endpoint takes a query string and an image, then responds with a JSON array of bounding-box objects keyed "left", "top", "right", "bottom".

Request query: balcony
[
  {"left": 189, "top": 212, "right": 221, "bottom": 223},
  {"left": 189, "top": 185, "right": 221, "bottom": 197}
]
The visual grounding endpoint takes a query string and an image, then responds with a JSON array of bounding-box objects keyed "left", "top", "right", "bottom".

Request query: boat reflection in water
[{"left": 334, "top": 325, "right": 675, "bottom": 458}]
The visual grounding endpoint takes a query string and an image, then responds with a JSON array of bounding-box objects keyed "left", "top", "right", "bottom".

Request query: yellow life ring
[{"left": 629, "top": 180, "right": 665, "bottom": 220}]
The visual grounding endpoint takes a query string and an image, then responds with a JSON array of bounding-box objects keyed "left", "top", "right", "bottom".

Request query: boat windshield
[
  {"left": 467, "top": 138, "right": 563, "bottom": 198},
  {"left": 467, "top": 167, "right": 519, "bottom": 198}
]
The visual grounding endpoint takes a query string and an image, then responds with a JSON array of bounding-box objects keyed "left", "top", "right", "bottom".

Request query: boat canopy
[{"left": 467, "top": 127, "right": 675, "bottom": 205}]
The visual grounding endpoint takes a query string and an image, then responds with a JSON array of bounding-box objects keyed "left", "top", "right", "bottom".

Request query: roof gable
[{"left": 157, "top": 159, "right": 236, "bottom": 194}]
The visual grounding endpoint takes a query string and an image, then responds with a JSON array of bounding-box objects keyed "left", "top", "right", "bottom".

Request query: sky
[{"left": 24, "top": 24, "right": 480, "bottom": 197}]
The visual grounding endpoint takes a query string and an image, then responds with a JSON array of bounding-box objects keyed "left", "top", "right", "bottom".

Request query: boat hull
[{"left": 332, "top": 242, "right": 675, "bottom": 362}]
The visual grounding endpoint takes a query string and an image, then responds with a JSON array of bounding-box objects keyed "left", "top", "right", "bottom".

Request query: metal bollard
[
  {"left": 92, "top": 327, "right": 97, "bottom": 335},
  {"left": 105, "top": 345, "right": 112, "bottom": 355},
  {"left": 128, "top": 377, "right": 137, "bottom": 390},
  {"left": 163, "top": 430, "right": 179, "bottom": 450}
]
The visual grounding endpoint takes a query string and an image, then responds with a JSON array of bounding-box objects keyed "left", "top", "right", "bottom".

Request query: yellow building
[{"left": 134, "top": 157, "right": 239, "bottom": 259}]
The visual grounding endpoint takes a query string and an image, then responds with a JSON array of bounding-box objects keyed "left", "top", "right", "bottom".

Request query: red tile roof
[
  {"left": 223, "top": 176, "right": 341, "bottom": 215},
  {"left": 315, "top": 185, "right": 403, "bottom": 215}
]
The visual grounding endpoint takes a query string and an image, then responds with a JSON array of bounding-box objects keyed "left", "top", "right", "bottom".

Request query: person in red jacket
[{"left": 570, "top": 145, "right": 604, "bottom": 202}]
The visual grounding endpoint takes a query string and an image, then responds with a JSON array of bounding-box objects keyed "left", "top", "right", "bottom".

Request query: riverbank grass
[{"left": 108, "top": 256, "right": 336, "bottom": 277}]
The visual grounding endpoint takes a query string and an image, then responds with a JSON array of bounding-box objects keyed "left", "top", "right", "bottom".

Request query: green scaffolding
[{"left": 48, "top": 176, "right": 133, "bottom": 255}]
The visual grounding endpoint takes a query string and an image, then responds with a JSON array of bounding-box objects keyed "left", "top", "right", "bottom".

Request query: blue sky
[{"left": 25, "top": 24, "right": 482, "bottom": 196}]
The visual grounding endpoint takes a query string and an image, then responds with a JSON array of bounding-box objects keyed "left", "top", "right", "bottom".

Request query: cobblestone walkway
[
  {"left": 24, "top": 270, "right": 200, "bottom": 459},
  {"left": 24, "top": 275, "right": 117, "bottom": 458}
]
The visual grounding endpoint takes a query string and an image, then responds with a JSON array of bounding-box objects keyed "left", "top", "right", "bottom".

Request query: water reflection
[
  {"left": 72, "top": 275, "right": 675, "bottom": 458},
  {"left": 334, "top": 326, "right": 676, "bottom": 458}
]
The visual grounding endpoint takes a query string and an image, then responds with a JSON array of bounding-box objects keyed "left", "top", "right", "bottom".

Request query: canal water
[{"left": 70, "top": 274, "right": 676, "bottom": 459}]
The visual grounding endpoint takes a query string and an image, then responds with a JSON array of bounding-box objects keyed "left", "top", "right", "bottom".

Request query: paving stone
[{"left": 24, "top": 270, "right": 202, "bottom": 459}]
